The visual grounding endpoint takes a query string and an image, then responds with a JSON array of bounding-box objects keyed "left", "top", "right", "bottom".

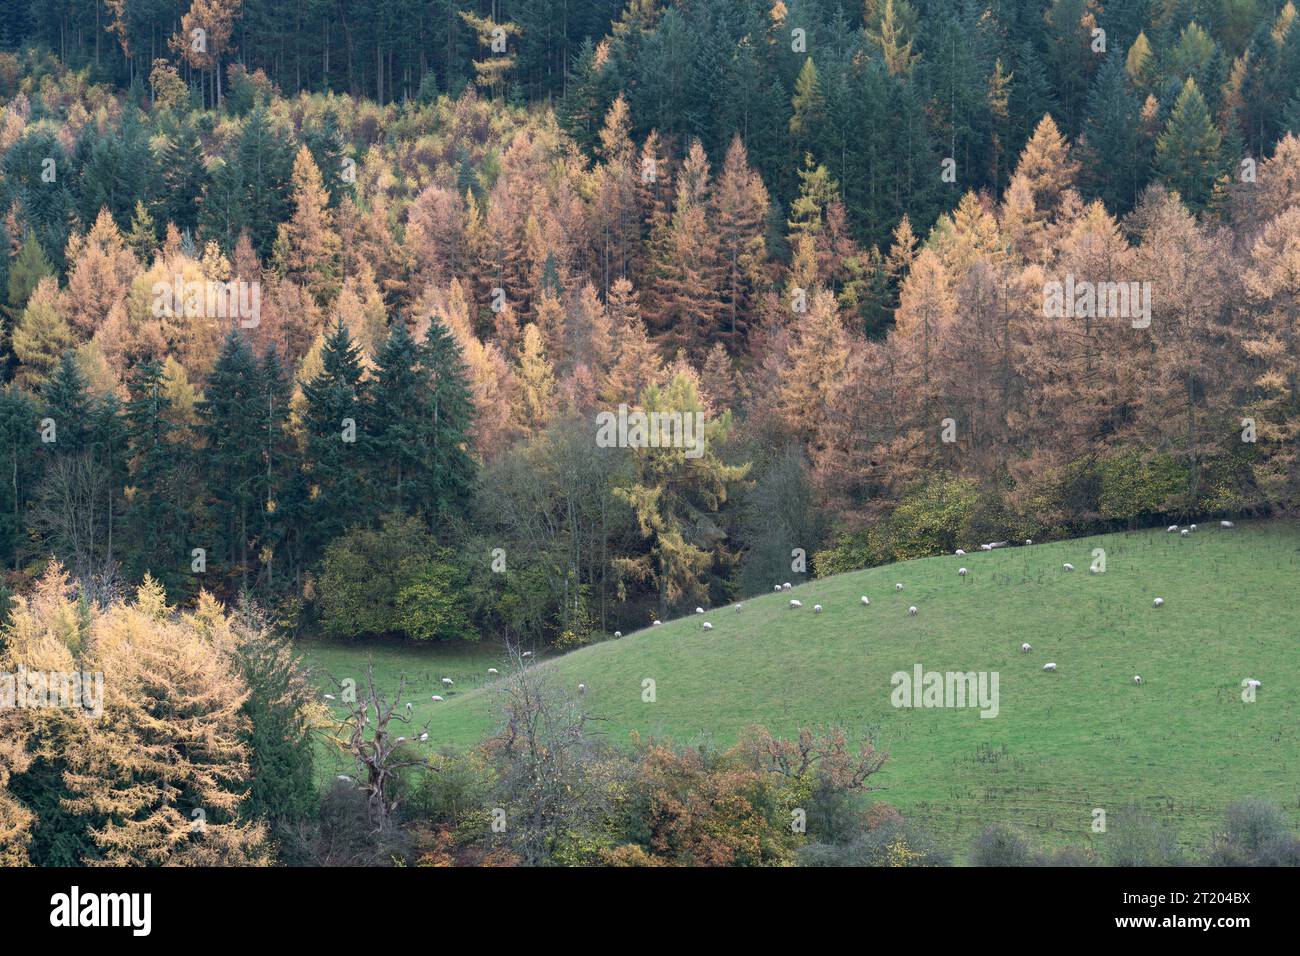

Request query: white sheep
[
  {"left": 1181, "top": 528, "right": 1189, "bottom": 537},
  {"left": 1221, "top": 520, "right": 1235, "bottom": 528},
  {"left": 578, "top": 683, "right": 587, "bottom": 693},
  {"left": 860, "top": 596, "right": 870, "bottom": 605},
  {"left": 614, "top": 632, "right": 622, "bottom": 639},
  {"left": 1063, "top": 563, "right": 1074, "bottom": 572},
  {"left": 908, "top": 606, "right": 918, "bottom": 615},
  {"left": 418, "top": 732, "right": 428, "bottom": 742},
  {"left": 1167, "top": 525, "right": 1179, "bottom": 532},
  {"left": 958, "top": 567, "right": 968, "bottom": 576},
  {"left": 980, "top": 543, "right": 992, "bottom": 551},
  {"left": 522, "top": 650, "right": 533, "bottom": 658},
  {"left": 790, "top": 599, "right": 803, "bottom": 609},
  {"left": 1020, "top": 642, "right": 1031, "bottom": 653},
  {"left": 1042, "top": 662, "right": 1057, "bottom": 672},
  {"left": 774, "top": 585, "right": 783, "bottom": 592},
  {"left": 702, "top": 621, "right": 713, "bottom": 630},
  {"left": 1153, "top": 597, "right": 1164, "bottom": 607},
  {"left": 431, "top": 695, "right": 445, "bottom": 702},
  {"left": 955, "top": 548, "right": 967, "bottom": 555},
  {"left": 813, "top": 604, "right": 823, "bottom": 613},
  {"left": 653, "top": 620, "right": 662, "bottom": 626},
  {"left": 323, "top": 693, "right": 336, "bottom": 701},
  {"left": 1133, "top": 675, "right": 1143, "bottom": 685},
  {"left": 1190, "top": 524, "right": 1197, "bottom": 531},
  {"left": 695, "top": 607, "right": 704, "bottom": 614},
  {"left": 735, "top": 603, "right": 743, "bottom": 611},
  {"left": 895, "top": 583, "right": 904, "bottom": 591},
  {"left": 1025, "top": 539, "right": 1033, "bottom": 545},
  {"left": 441, "top": 677, "right": 454, "bottom": 687},
  {"left": 487, "top": 668, "right": 499, "bottom": 675},
  {"left": 782, "top": 582, "right": 792, "bottom": 591}
]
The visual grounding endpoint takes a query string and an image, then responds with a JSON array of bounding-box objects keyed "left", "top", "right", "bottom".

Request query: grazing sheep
[
  {"left": 578, "top": 683, "right": 587, "bottom": 693},
  {"left": 980, "top": 543, "right": 992, "bottom": 551},
  {"left": 441, "top": 677, "right": 454, "bottom": 687},
  {"left": 1190, "top": 524, "right": 1197, "bottom": 531},
  {"left": 990, "top": 541, "right": 1009, "bottom": 549},
  {"left": 405, "top": 702, "right": 413, "bottom": 713},
  {"left": 774, "top": 585, "right": 782, "bottom": 592},
  {"left": 522, "top": 651, "right": 533, "bottom": 658},
  {"left": 652, "top": 620, "right": 661, "bottom": 627},
  {"left": 1089, "top": 566, "right": 1100, "bottom": 574},
  {"left": 695, "top": 607, "right": 704, "bottom": 614},
  {"left": 1153, "top": 597, "right": 1164, "bottom": 607},
  {"left": 418, "top": 733, "right": 428, "bottom": 742},
  {"left": 487, "top": 668, "right": 499, "bottom": 675},
  {"left": 431, "top": 695, "right": 445, "bottom": 702},
  {"left": 1181, "top": 528, "right": 1189, "bottom": 537},
  {"left": 958, "top": 567, "right": 968, "bottom": 576},
  {"left": 614, "top": 632, "right": 622, "bottom": 639},
  {"left": 782, "top": 582, "right": 793, "bottom": 591},
  {"left": 1063, "top": 563, "right": 1074, "bottom": 572},
  {"left": 1020, "top": 642, "right": 1031, "bottom": 653},
  {"left": 895, "top": 583, "right": 904, "bottom": 591},
  {"left": 908, "top": 606, "right": 918, "bottom": 615},
  {"left": 702, "top": 621, "right": 713, "bottom": 630},
  {"left": 1025, "top": 539, "right": 1033, "bottom": 545},
  {"left": 735, "top": 603, "right": 743, "bottom": 611},
  {"left": 790, "top": 599, "right": 803, "bottom": 608},
  {"left": 336, "top": 775, "right": 352, "bottom": 782},
  {"left": 1221, "top": 520, "right": 1235, "bottom": 528},
  {"left": 1042, "top": 663, "right": 1057, "bottom": 672},
  {"left": 813, "top": 604, "right": 823, "bottom": 613},
  {"left": 1167, "top": 525, "right": 1178, "bottom": 532},
  {"left": 1133, "top": 676, "right": 1143, "bottom": 685},
  {"left": 860, "top": 596, "right": 870, "bottom": 605},
  {"left": 323, "top": 693, "right": 336, "bottom": 701},
  {"left": 955, "top": 548, "right": 967, "bottom": 555}
]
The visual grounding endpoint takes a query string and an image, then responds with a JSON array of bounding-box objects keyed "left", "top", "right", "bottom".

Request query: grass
[{"left": 300, "top": 521, "right": 1300, "bottom": 856}]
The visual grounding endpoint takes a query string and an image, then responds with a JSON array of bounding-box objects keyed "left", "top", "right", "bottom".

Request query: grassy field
[{"left": 301, "top": 521, "right": 1300, "bottom": 855}]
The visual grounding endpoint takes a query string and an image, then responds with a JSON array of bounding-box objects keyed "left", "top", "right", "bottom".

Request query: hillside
[{"left": 389, "top": 522, "right": 1300, "bottom": 853}]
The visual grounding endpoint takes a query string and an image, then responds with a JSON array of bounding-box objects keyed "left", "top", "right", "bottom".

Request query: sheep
[
  {"left": 908, "top": 606, "right": 918, "bottom": 615},
  {"left": 405, "top": 702, "right": 413, "bottom": 714},
  {"left": 431, "top": 695, "right": 445, "bottom": 702},
  {"left": 522, "top": 651, "right": 533, "bottom": 658},
  {"left": 1063, "top": 563, "right": 1074, "bottom": 572},
  {"left": 441, "top": 677, "right": 454, "bottom": 687},
  {"left": 980, "top": 544, "right": 993, "bottom": 552},
  {"left": 774, "top": 585, "right": 783, "bottom": 592},
  {"left": 1153, "top": 597, "right": 1164, "bottom": 607},
  {"left": 1025, "top": 539, "right": 1033, "bottom": 545},
  {"left": 1190, "top": 524, "right": 1197, "bottom": 531},
  {"left": 702, "top": 621, "right": 713, "bottom": 630},
  {"left": 614, "top": 631, "right": 622, "bottom": 639},
  {"left": 735, "top": 603, "right": 743, "bottom": 612},
  {"left": 418, "top": 732, "right": 429, "bottom": 742},
  {"left": 782, "top": 582, "right": 793, "bottom": 591},
  {"left": 1042, "top": 662, "right": 1057, "bottom": 672},
  {"left": 578, "top": 683, "right": 587, "bottom": 694},
  {"left": 955, "top": 548, "right": 967, "bottom": 555},
  {"left": 789, "top": 599, "right": 803, "bottom": 609},
  {"left": 653, "top": 620, "right": 662, "bottom": 627},
  {"left": 695, "top": 607, "right": 704, "bottom": 614},
  {"left": 813, "top": 604, "right": 823, "bottom": 613},
  {"left": 958, "top": 567, "right": 968, "bottom": 576},
  {"left": 1020, "top": 642, "right": 1031, "bottom": 653},
  {"left": 990, "top": 541, "right": 1009, "bottom": 549},
  {"left": 860, "top": 596, "right": 870, "bottom": 605},
  {"left": 1181, "top": 528, "right": 1189, "bottom": 537},
  {"left": 1221, "top": 520, "right": 1235, "bottom": 528},
  {"left": 1167, "top": 525, "right": 1179, "bottom": 532},
  {"left": 895, "top": 583, "right": 904, "bottom": 591},
  {"left": 323, "top": 693, "right": 336, "bottom": 701},
  {"left": 1133, "top": 675, "right": 1143, "bottom": 685},
  {"left": 336, "top": 775, "right": 353, "bottom": 782},
  {"left": 487, "top": 667, "right": 499, "bottom": 675}
]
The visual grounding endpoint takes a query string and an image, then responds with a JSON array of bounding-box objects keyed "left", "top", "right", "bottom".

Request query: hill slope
[{"left": 416, "top": 522, "right": 1300, "bottom": 852}]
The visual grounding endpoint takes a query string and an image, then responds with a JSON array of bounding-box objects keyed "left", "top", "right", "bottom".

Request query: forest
[{"left": 0, "top": 0, "right": 1298, "bottom": 868}]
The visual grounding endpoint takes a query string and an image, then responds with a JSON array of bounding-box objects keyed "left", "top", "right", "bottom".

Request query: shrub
[
  {"left": 1205, "top": 798, "right": 1300, "bottom": 866},
  {"left": 1105, "top": 807, "right": 1183, "bottom": 866},
  {"left": 971, "top": 823, "right": 1033, "bottom": 866}
]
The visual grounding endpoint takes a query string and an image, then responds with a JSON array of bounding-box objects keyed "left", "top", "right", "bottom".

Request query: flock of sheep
[{"left": 414, "top": 519, "right": 1260, "bottom": 706}]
